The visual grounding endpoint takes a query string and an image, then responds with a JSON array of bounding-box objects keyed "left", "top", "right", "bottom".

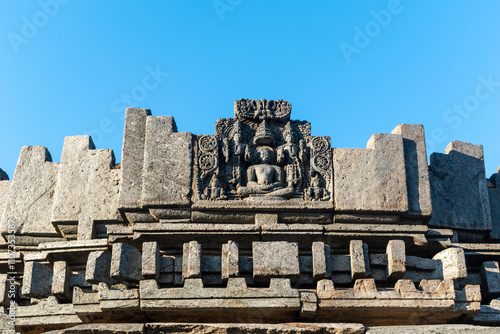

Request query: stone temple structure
[{"left": 1, "top": 99, "right": 500, "bottom": 333}]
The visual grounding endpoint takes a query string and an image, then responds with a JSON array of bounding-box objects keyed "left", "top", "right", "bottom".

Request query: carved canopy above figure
[{"left": 194, "top": 99, "right": 333, "bottom": 202}]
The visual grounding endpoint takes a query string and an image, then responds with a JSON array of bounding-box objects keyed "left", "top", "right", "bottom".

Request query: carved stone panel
[{"left": 194, "top": 99, "right": 332, "bottom": 202}]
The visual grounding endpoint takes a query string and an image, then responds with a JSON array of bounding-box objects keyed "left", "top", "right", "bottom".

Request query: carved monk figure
[{"left": 238, "top": 146, "right": 295, "bottom": 198}]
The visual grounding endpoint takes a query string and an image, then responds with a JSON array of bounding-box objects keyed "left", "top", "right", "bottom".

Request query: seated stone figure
[{"left": 238, "top": 146, "right": 295, "bottom": 199}]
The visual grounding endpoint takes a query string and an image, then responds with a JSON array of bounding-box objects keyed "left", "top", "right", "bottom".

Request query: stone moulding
[{"left": 0, "top": 99, "right": 499, "bottom": 333}]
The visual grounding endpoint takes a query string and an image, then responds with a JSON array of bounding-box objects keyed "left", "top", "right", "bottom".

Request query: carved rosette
[{"left": 195, "top": 135, "right": 224, "bottom": 200}]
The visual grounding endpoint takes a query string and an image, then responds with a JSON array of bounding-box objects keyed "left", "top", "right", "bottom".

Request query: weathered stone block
[
  {"left": 119, "top": 107, "right": 152, "bottom": 210},
  {"left": 111, "top": 243, "right": 142, "bottom": 282},
  {"left": 182, "top": 241, "right": 201, "bottom": 280},
  {"left": 51, "top": 136, "right": 95, "bottom": 223},
  {"left": 253, "top": 241, "right": 300, "bottom": 280},
  {"left": 350, "top": 240, "right": 370, "bottom": 279},
  {"left": 386, "top": 240, "right": 406, "bottom": 280},
  {"left": 22, "top": 261, "right": 52, "bottom": 298},
  {"left": 85, "top": 251, "right": 111, "bottom": 285},
  {"left": 312, "top": 241, "right": 331, "bottom": 280},
  {"left": 50, "top": 136, "right": 121, "bottom": 240},
  {"left": 141, "top": 116, "right": 192, "bottom": 206},
  {"left": 429, "top": 141, "right": 492, "bottom": 238},
  {"left": 334, "top": 133, "right": 408, "bottom": 212},
  {"left": 433, "top": 247, "right": 467, "bottom": 282},
  {"left": 142, "top": 241, "right": 160, "bottom": 280},
  {"left": 52, "top": 261, "right": 70, "bottom": 301},
  {"left": 391, "top": 124, "right": 432, "bottom": 217},
  {"left": 255, "top": 213, "right": 278, "bottom": 225},
  {"left": 1, "top": 146, "right": 59, "bottom": 237},
  {"left": 221, "top": 240, "right": 239, "bottom": 281},
  {"left": 480, "top": 261, "right": 500, "bottom": 301}
]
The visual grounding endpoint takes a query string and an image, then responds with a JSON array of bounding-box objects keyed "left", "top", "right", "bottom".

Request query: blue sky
[{"left": 1, "top": 1, "right": 499, "bottom": 179}]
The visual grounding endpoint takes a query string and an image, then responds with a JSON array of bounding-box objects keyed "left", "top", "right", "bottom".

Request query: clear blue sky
[{"left": 1, "top": 1, "right": 499, "bottom": 179}]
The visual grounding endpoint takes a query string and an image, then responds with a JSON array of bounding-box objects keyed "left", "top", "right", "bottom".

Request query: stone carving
[
  {"left": 235, "top": 98, "right": 291, "bottom": 122},
  {"left": 195, "top": 99, "right": 332, "bottom": 201},
  {"left": 237, "top": 146, "right": 295, "bottom": 199},
  {"left": 195, "top": 135, "right": 225, "bottom": 200}
]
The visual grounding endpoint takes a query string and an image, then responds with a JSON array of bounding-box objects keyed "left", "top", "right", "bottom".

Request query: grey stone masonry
[
  {"left": 141, "top": 116, "right": 192, "bottom": 207},
  {"left": 429, "top": 141, "right": 492, "bottom": 236},
  {"left": 22, "top": 261, "right": 52, "bottom": 298},
  {"left": 85, "top": 251, "right": 111, "bottom": 284},
  {"left": 432, "top": 247, "right": 467, "bottom": 282},
  {"left": 52, "top": 261, "right": 71, "bottom": 301},
  {"left": 142, "top": 241, "right": 160, "bottom": 280},
  {"left": 3, "top": 101, "right": 500, "bottom": 332},
  {"left": 1, "top": 146, "right": 59, "bottom": 237},
  {"left": 253, "top": 241, "right": 300, "bottom": 280},
  {"left": 386, "top": 240, "right": 406, "bottom": 280},
  {"left": 110, "top": 243, "right": 143, "bottom": 282},
  {"left": 182, "top": 241, "right": 201, "bottom": 280},
  {"left": 50, "top": 135, "right": 121, "bottom": 241},
  {"left": 119, "top": 107, "right": 152, "bottom": 209},
  {"left": 221, "top": 240, "right": 239, "bottom": 281},
  {"left": 391, "top": 124, "right": 432, "bottom": 217},
  {"left": 312, "top": 241, "right": 331, "bottom": 280},
  {"left": 334, "top": 133, "right": 408, "bottom": 213},
  {"left": 480, "top": 261, "right": 500, "bottom": 301},
  {"left": 350, "top": 240, "right": 370, "bottom": 279}
]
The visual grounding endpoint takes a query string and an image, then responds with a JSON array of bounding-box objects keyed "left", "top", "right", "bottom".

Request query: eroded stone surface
[
  {"left": 253, "top": 241, "right": 300, "bottom": 280},
  {"left": 429, "top": 141, "right": 492, "bottom": 237},
  {"left": 119, "top": 107, "right": 152, "bottom": 209},
  {"left": 111, "top": 243, "right": 142, "bottom": 282},
  {"left": 391, "top": 124, "right": 432, "bottom": 217},
  {"left": 334, "top": 133, "right": 408, "bottom": 213},
  {"left": 142, "top": 116, "right": 192, "bottom": 206},
  {"left": 1, "top": 146, "right": 59, "bottom": 237}
]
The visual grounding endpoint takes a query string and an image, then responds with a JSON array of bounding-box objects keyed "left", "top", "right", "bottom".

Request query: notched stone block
[
  {"left": 86, "top": 251, "right": 111, "bottom": 285},
  {"left": 142, "top": 241, "right": 160, "bottom": 280},
  {"left": 429, "top": 141, "right": 492, "bottom": 239},
  {"left": 221, "top": 240, "right": 239, "bottom": 281},
  {"left": 480, "top": 261, "right": 500, "bottom": 301},
  {"left": 253, "top": 241, "right": 300, "bottom": 281},
  {"left": 433, "top": 247, "right": 467, "bottom": 282},
  {"left": 386, "top": 240, "right": 406, "bottom": 280},
  {"left": 110, "top": 243, "right": 143, "bottom": 283},
  {"left": 1, "top": 146, "right": 59, "bottom": 238},
  {"left": 119, "top": 107, "right": 152, "bottom": 210},
  {"left": 312, "top": 241, "right": 331, "bottom": 280},
  {"left": 182, "top": 241, "right": 201, "bottom": 280},
  {"left": 52, "top": 261, "right": 71, "bottom": 301},
  {"left": 350, "top": 240, "right": 370, "bottom": 280},
  {"left": 142, "top": 116, "right": 192, "bottom": 207},
  {"left": 391, "top": 124, "right": 432, "bottom": 217},
  {"left": 334, "top": 133, "right": 408, "bottom": 213},
  {"left": 22, "top": 261, "right": 52, "bottom": 299}
]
